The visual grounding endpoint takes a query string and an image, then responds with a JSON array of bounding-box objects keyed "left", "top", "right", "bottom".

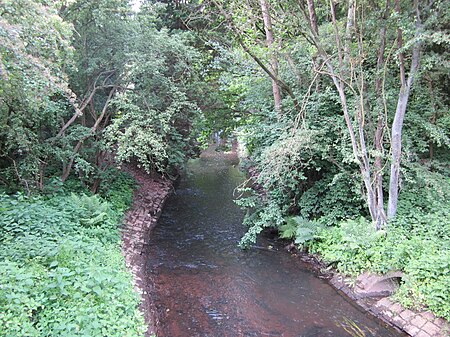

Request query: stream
[{"left": 145, "top": 148, "right": 406, "bottom": 337}]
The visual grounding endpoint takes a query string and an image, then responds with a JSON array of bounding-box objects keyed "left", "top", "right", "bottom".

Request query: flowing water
[{"left": 146, "top": 149, "right": 406, "bottom": 337}]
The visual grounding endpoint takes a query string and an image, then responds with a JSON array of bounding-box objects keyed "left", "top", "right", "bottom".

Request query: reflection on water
[{"left": 146, "top": 149, "right": 405, "bottom": 337}]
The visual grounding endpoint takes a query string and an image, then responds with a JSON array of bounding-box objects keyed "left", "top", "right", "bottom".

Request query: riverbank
[
  {"left": 291, "top": 250, "right": 449, "bottom": 337},
  {"left": 131, "top": 145, "right": 406, "bottom": 336},
  {"left": 122, "top": 149, "right": 448, "bottom": 337},
  {"left": 121, "top": 165, "right": 173, "bottom": 336}
]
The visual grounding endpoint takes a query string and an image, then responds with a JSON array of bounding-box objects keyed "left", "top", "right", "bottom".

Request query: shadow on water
[{"left": 145, "top": 148, "right": 406, "bottom": 337}]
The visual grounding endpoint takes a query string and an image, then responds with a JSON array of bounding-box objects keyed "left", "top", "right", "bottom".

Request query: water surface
[{"left": 146, "top": 149, "right": 405, "bottom": 337}]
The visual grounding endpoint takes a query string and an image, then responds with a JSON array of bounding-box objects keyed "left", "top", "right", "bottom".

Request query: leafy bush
[
  {"left": 0, "top": 189, "right": 146, "bottom": 336},
  {"left": 237, "top": 198, "right": 285, "bottom": 248},
  {"left": 310, "top": 217, "right": 386, "bottom": 274}
]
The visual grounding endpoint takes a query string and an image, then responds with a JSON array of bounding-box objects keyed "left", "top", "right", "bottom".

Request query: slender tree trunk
[
  {"left": 308, "top": 0, "right": 378, "bottom": 222},
  {"left": 343, "top": 0, "right": 355, "bottom": 66},
  {"left": 373, "top": 0, "right": 391, "bottom": 228},
  {"left": 387, "top": 0, "right": 422, "bottom": 218},
  {"left": 260, "top": 0, "right": 282, "bottom": 113},
  {"left": 212, "top": 0, "right": 301, "bottom": 113},
  {"left": 285, "top": 52, "right": 302, "bottom": 87},
  {"left": 306, "top": 0, "right": 319, "bottom": 36},
  {"left": 90, "top": 150, "right": 107, "bottom": 193},
  {"left": 305, "top": 0, "right": 321, "bottom": 93},
  {"left": 56, "top": 71, "right": 115, "bottom": 138}
]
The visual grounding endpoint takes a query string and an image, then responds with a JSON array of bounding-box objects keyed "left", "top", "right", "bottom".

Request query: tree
[
  {"left": 198, "top": 0, "right": 449, "bottom": 232},
  {"left": 0, "top": 0, "right": 74, "bottom": 191},
  {"left": 260, "top": 0, "right": 282, "bottom": 113}
]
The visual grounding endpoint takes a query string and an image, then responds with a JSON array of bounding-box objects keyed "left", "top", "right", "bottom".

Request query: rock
[
  {"left": 354, "top": 271, "right": 403, "bottom": 298},
  {"left": 284, "top": 242, "right": 296, "bottom": 252},
  {"left": 411, "top": 315, "right": 428, "bottom": 329}
]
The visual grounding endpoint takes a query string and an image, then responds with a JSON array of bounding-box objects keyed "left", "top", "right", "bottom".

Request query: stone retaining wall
[
  {"left": 121, "top": 165, "right": 173, "bottom": 336},
  {"left": 330, "top": 275, "right": 449, "bottom": 337}
]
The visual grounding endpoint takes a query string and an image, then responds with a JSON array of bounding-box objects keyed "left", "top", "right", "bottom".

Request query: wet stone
[
  {"left": 391, "top": 303, "right": 404, "bottom": 314},
  {"left": 404, "top": 325, "right": 421, "bottom": 336},
  {"left": 415, "top": 331, "right": 431, "bottom": 337},
  {"left": 392, "top": 316, "right": 406, "bottom": 327},
  {"left": 376, "top": 297, "right": 393, "bottom": 309},
  {"left": 384, "top": 310, "right": 394, "bottom": 318}
]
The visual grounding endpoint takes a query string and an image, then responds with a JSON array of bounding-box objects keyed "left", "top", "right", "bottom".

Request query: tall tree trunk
[
  {"left": 306, "top": 0, "right": 319, "bottom": 36},
  {"left": 260, "top": 0, "right": 282, "bottom": 113},
  {"left": 373, "top": 0, "right": 391, "bottom": 228},
  {"left": 308, "top": 0, "right": 378, "bottom": 222},
  {"left": 212, "top": 0, "right": 301, "bottom": 113},
  {"left": 343, "top": 0, "right": 355, "bottom": 66},
  {"left": 387, "top": 0, "right": 422, "bottom": 218}
]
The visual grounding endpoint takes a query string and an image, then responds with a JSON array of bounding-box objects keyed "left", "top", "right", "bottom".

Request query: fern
[{"left": 282, "top": 216, "right": 324, "bottom": 246}]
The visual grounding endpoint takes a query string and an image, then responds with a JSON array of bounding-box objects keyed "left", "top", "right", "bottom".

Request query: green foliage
[
  {"left": 280, "top": 216, "right": 324, "bottom": 247},
  {"left": 310, "top": 218, "right": 386, "bottom": 275},
  {"left": 297, "top": 173, "right": 366, "bottom": 224},
  {"left": 238, "top": 199, "right": 284, "bottom": 248},
  {"left": 310, "top": 194, "right": 450, "bottom": 320},
  {"left": 0, "top": 0, "right": 74, "bottom": 191},
  {"left": 214, "top": 0, "right": 449, "bottom": 320},
  {"left": 98, "top": 170, "right": 135, "bottom": 211},
  {"left": 0, "top": 187, "right": 146, "bottom": 336},
  {"left": 235, "top": 98, "right": 364, "bottom": 247},
  {"left": 1, "top": 0, "right": 211, "bottom": 191}
]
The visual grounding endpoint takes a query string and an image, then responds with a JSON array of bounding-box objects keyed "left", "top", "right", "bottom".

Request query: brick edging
[{"left": 329, "top": 274, "right": 449, "bottom": 337}]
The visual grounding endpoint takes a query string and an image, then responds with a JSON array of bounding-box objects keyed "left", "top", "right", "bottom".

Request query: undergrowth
[
  {"left": 308, "top": 185, "right": 450, "bottom": 321},
  {"left": 0, "top": 172, "right": 146, "bottom": 336},
  {"left": 309, "top": 211, "right": 449, "bottom": 320}
]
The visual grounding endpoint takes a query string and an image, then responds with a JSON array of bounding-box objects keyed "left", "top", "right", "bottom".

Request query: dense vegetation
[
  {"left": 189, "top": 0, "right": 449, "bottom": 320},
  {"left": 1, "top": 0, "right": 449, "bottom": 333},
  {"left": 0, "top": 172, "right": 146, "bottom": 336}
]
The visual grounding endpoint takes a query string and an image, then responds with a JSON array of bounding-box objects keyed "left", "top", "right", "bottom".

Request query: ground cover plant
[
  {"left": 0, "top": 172, "right": 146, "bottom": 336},
  {"left": 1, "top": 0, "right": 449, "bottom": 331}
]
